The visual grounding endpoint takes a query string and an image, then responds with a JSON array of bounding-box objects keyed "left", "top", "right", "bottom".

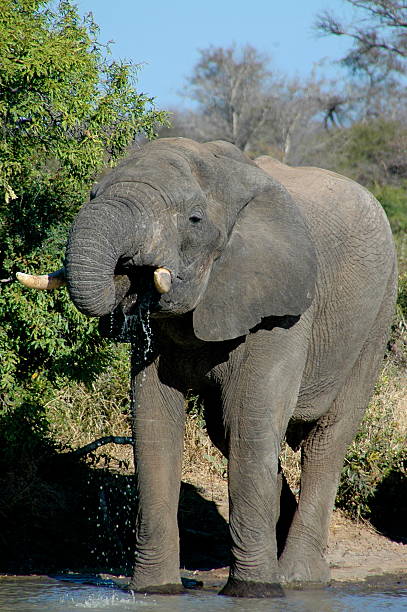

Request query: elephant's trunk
[{"left": 65, "top": 183, "right": 169, "bottom": 317}]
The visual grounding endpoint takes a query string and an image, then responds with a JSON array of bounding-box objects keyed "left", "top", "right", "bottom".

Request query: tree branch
[
  {"left": 69, "top": 435, "right": 133, "bottom": 458},
  {"left": 316, "top": 2, "right": 407, "bottom": 59}
]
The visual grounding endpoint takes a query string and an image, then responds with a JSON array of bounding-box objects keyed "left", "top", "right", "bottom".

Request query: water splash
[{"left": 87, "top": 470, "right": 138, "bottom": 575}]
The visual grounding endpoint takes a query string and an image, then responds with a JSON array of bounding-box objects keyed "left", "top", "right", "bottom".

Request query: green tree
[
  {"left": 0, "top": 0, "right": 167, "bottom": 459},
  {"left": 334, "top": 119, "right": 407, "bottom": 186}
]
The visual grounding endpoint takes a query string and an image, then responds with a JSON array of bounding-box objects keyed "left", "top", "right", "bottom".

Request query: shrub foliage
[{"left": 0, "top": 0, "right": 167, "bottom": 460}]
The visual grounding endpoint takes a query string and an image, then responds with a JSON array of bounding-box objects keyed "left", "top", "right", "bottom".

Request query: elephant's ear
[{"left": 193, "top": 185, "right": 317, "bottom": 342}]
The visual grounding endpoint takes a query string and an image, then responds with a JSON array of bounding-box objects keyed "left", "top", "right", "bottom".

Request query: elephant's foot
[
  {"left": 128, "top": 564, "right": 185, "bottom": 595},
  {"left": 278, "top": 550, "right": 330, "bottom": 585},
  {"left": 219, "top": 578, "right": 284, "bottom": 598},
  {"left": 128, "top": 574, "right": 204, "bottom": 594},
  {"left": 128, "top": 581, "right": 185, "bottom": 595}
]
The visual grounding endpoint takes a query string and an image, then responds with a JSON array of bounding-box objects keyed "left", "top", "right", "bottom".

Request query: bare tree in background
[
  {"left": 316, "top": 1, "right": 407, "bottom": 72},
  {"left": 266, "top": 73, "right": 341, "bottom": 162},
  {"left": 163, "top": 44, "right": 339, "bottom": 162},
  {"left": 316, "top": 1, "right": 407, "bottom": 119},
  {"left": 179, "top": 45, "right": 278, "bottom": 152},
  {"left": 309, "top": 0, "right": 407, "bottom": 180}
]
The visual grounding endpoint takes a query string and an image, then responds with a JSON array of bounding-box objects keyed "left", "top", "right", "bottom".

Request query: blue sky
[{"left": 75, "top": 0, "right": 354, "bottom": 109}]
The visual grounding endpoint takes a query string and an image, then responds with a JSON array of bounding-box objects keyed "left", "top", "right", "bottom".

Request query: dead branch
[{"left": 69, "top": 435, "right": 133, "bottom": 458}]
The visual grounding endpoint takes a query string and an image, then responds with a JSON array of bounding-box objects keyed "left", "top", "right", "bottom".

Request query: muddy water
[{"left": 0, "top": 576, "right": 406, "bottom": 612}]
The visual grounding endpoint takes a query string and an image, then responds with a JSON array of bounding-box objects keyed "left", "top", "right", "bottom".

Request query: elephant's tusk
[
  {"left": 153, "top": 267, "right": 172, "bottom": 294},
  {"left": 16, "top": 268, "right": 66, "bottom": 290}
]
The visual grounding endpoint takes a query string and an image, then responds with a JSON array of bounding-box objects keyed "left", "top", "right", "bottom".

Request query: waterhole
[{"left": 0, "top": 576, "right": 406, "bottom": 611}]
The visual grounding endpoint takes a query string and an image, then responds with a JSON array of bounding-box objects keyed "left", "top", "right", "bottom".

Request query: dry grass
[
  {"left": 372, "top": 361, "right": 406, "bottom": 435},
  {"left": 45, "top": 367, "right": 134, "bottom": 472},
  {"left": 280, "top": 359, "right": 406, "bottom": 500},
  {"left": 182, "top": 406, "right": 228, "bottom": 508},
  {"left": 280, "top": 444, "right": 301, "bottom": 495},
  {"left": 352, "top": 360, "right": 406, "bottom": 459},
  {"left": 183, "top": 408, "right": 226, "bottom": 480}
]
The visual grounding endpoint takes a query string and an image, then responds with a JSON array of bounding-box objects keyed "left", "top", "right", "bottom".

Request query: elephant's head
[{"left": 18, "top": 138, "right": 317, "bottom": 342}]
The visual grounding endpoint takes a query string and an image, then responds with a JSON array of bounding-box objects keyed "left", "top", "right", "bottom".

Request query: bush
[
  {"left": 0, "top": 0, "right": 167, "bottom": 463},
  {"left": 335, "top": 364, "right": 406, "bottom": 532},
  {"left": 315, "top": 120, "right": 407, "bottom": 187},
  {"left": 372, "top": 184, "right": 407, "bottom": 237}
]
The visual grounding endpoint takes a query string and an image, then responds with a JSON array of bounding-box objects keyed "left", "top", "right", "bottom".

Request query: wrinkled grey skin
[{"left": 65, "top": 138, "right": 397, "bottom": 598}]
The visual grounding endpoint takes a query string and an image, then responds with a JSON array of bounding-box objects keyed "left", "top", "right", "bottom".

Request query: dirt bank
[{"left": 327, "top": 510, "right": 406, "bottom": 583}]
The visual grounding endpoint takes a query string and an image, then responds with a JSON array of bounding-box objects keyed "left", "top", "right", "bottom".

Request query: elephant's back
[{"left": 254, "top": 156, "right": 395, "bottom": 271}]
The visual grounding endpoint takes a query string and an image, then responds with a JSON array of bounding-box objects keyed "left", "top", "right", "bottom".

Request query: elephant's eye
[{"left": 189, "top": 212, "right": 203, "bottom": 224}]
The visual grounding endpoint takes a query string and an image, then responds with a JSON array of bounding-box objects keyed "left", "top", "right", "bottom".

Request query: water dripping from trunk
[
  {"left": 88, "top": 295, "right": 156, "bottom": 574},
  {"left": 129, "top": 302, "right": 154, "bottom": 424}
]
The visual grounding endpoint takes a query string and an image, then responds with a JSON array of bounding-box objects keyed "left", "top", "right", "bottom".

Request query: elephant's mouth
[
  {"left": 116, "top": 265, "right": 162, "bottom": 314},
  {"left": 98, "top": 265, "right": 163, "bottom": 340}
]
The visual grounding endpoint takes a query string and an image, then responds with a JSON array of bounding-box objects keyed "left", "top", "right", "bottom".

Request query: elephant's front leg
[
  {"left": 128, "top": 360, "right": 185, "bottom": 593},
  {"left": 219, "top": 328, "right": 307, "bottom": 598},
  {"left": 222, "top": 432, "right": 284, "bottom": 598}
]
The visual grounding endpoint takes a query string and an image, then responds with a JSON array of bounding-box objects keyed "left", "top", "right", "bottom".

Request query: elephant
[{"left": 18, "top": 137, "right": 397, "bottom": 598}]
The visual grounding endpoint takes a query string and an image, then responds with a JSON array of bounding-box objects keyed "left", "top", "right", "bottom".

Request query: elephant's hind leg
[{"left": 278, "top": 308, "right": 393, "bottom": 584}]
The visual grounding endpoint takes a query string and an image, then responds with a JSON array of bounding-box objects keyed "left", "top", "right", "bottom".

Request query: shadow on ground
[
  {"left": 369, "top": 463, "right": 407, "bottom": 543},
  {"left": 0, "top": 451, "right": 230, "bottom": 575}
]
